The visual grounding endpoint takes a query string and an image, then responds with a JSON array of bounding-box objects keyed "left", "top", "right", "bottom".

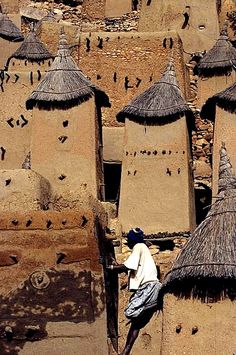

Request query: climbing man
[{"left": 107, "top": 228, "right": 162, "bottom": 355}]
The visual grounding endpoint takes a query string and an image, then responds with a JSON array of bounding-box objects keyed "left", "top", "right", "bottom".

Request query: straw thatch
[
  {"left": 116, "top": 58, "right": 193, "bottom": 126},
  {"left": 196, "top": 23, "right": 236, "bottom": 78},
  {"left": 201, "top": 80, "right": 236, "bottom": 119},
  {"left": 163, "top": 143, "right": 236, "bottom": 299},
  {"left": 9, "top": 27, "right": 53, "bottom": 62},
  {"left": 26, "top": 29, "right": 110, "bottom": 110},
  {"left": 0, "top": 12, "right": 23, "bottom": 42}
]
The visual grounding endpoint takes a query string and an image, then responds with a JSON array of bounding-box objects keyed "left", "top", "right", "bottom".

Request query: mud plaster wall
[
  {"left": 0, "top": 15, "right": 22, "bottom": 70},
  {"left": 197, "top": 71, "right": 236, "bottom": 109},
  {"left": 30, "top": 98, "right": 103, "bottom": 200},
  {"left": 212, "top": 107, "right": 236, "bottom": 196},
  {"left": 0, "top": 0, "right": 19, "bottom": 14},
  {"left": 162, "top": 293, "right": 236, "bottom": 355},
  {"left": 105, "top": 0, "right": 132, "bottom": 18},
  {"left": 37, "top": 22, "right": 80, "bottom": 57},
  {"left": 82, "top": 0, "right": 105, "bottom": 20},
  {"left": 0, "top": 211, "right": 108, "bottom": 355},
  {"left": 0, "top": 63, "right": 50, "bottom": 170},
  {"left": 118, "top": 117, "right": 196, "bottom": 234},
  {"left": 138, "top": 0, "right": 220, "bottom": 54},
  {"left": 78, "top": 31, "right": 188, "bottom": 127},
  {"left": 0, "top": 169, "right": 50, "bottom": 211}
]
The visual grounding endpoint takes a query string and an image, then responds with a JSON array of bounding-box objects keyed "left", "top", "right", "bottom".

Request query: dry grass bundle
[
  {"left": 163, "top": 143, "right": 236, "bottom": 299},
  {"left": 116, "top": 59, "right": 193, "bottom": 126},
  {"left": 196, "top": 24, "right": 236, "bottom": 78},
  {"left": 201, "top": 80, "right": 236, "bottom": 119},
  {"left": 26, "top": 30, "right": 110, "bottom": 110},
  {"left": 0, "top": 13, "right": 23, "bottom": 42},
  {"left": 10, "top": 28, "right": 53, "bottom": 61}
]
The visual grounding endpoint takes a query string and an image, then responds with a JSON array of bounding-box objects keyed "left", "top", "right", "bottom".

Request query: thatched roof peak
[
  {"left": 218, "top": 142, "right": 236, "bottom": 192},
  {"left": 9, "top": 26, "right": 53, "bottom": 61},
  {"left": 26, "top": 29, "right": 110, "bottom": 110},
  {"left": 116, "top": 58, "right": 193, "bottom": 125},
  {"left": 163, "top": 143, "right": 236, "bottom": 298},
  {"left": 196, "top": 22, "right": 236, "bottom": 78},
  {"left": 0, "top": 12, "right": 23, "bottom": 42}
]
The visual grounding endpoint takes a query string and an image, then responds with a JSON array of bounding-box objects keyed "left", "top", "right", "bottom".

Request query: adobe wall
[
  {"left": 0, "top": 169, "right": 50, "bottom": 211},
  {"left": 82, "top": 0, "right": 105, "bottom": 20},
  {"left": 0, "top": 65, "right": 49, "bottom": 170},
  {"left": 79, "top": 31, "right": 188, "bottom": 127},
  {"left": 162, "top": 293, "right": 236, "bottom": 355},
  {"left": 103, "top": 127, "right": 124, "bottom": 163},
  {"left": 138, "top": 0, "right": 220, "bottom": 54},
  {"left": 105, "top": 0, "right": 132, "bottom": 18},
  {"left": 37, "top": 22, "right": 80, "bottom": 57},
  {"left": 197, "top": 71, "right": 236, "bottom": 109},
  {"left": 212, "top": 107, "right": 236, "bottom": 196},
  {"left": 0, "top": 210, "right": 109, "bottom": 355},
  {"left": 0, "top": 0, "right": 19, "bottom": 14},
  {"left": 0, "top": 14, "right": 22, "bottom": 70},
  {"left": 118, "top": 117, "right": 196, "bottom": 234},
  {"left": 30, "top": 98, "right": 103, "bottom": 200}
]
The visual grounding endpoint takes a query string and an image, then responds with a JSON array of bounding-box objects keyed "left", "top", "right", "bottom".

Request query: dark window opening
[
  {"left": 104, "top": 163, "right": 121, "bottom": 203},
  {"left": 195, "top": 184, "right": 212, "bottom": 225},
  {"left": 132, "top": 0, "right": 139, "bottom": 11}
]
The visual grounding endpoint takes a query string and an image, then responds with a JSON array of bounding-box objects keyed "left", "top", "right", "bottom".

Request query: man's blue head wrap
[{"left": 127, "top": 227, "right": 144, "bottom": 243}]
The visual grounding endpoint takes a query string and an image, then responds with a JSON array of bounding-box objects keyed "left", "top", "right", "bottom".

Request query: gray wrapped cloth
[{"left": 125, "top": 281, "right": 162, "bottom": 319}]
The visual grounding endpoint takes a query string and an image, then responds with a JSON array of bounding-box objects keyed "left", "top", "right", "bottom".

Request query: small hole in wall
[
  {"left": 46, "top": 220, "right": 52, "bottom": 229},
  {"left": 62, "top": 219, "right": 67, "bottom": 225},
  {"left": 63, "top": 120, "right": 69, "bottom": 127},
  {"left": 12, "top": 219, "right": 18, "bottom": 226},
  {"left": 192, "top": 326, "right": 198, "bottom": 335},
  {"left": 198, "top": 25, "right": 205, "bottom": 30},
  {"left": 81, "top": 216, "right": 88, "bottom": 227},
  {"left": 5, "top": 178, "right": 11, "bottom": 186},
  {"left": 26, "top": 219, "right": 32, "bottom": 227},
  {"left": 58, "top": 174, "right": 66, "bottom": 181},
  {"left": 97, "top": 74, "right": 102, "bottom": 80},
  {"left": 176, "top": 324, "right": 182, "bottom": 334},
  {"left": 153, "top": 150, "right": 157, "bottom": 155},
  {"left": 162, "top": 150, "right": 166, "bottom": 155}
]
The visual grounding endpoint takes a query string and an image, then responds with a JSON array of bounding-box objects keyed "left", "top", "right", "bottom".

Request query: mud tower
[
  {"left": 26, "top": 29, "right": 110, "bottom": 200},
  {"left": 0, "top": 26, "right": 53, "bottom": 172},
  {"left": 0, "top": 7, "right": 23, "bottom": 68},
  {"left": 201, "top": 77, "right": 236, "bottom": 196},
  {"left": 161, "top": 143, "right": 236, "bottom": 355},
  {"left": 117, "top": 58, "right": 196, "bottom": 235},
  {"left": 196, "top": 23, "right": 236, "bottom": 108}
]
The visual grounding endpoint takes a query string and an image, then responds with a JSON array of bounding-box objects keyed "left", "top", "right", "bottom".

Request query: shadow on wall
[{"left": 0, "top": 269, "right": 105, "bottom": 355}]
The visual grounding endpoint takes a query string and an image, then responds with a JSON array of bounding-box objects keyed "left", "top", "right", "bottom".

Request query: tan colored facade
[
  {"left": 162, "top": 293, "right": 236, "bottom": 355},
  {"left": 138, "top": 0, "right": 219, "bottom": 54},
  {"left": 198, "top": 71, "right": 236, "bottom": 108},
  {"left": 0, "top": 210, "right": 109, "bottom": 355},
  {"left": 105, "top": 0, "right": 132, "bottom": 18},
  {"left": 103, "top": 127, "right": 124, "bottom": 163},
  {"left": 0, "top": 14, "right": 21, "bottom": 70},
  {"left": 212, "top": 107, "right": 236, "bottom": 196},
  {"left": 0, "top": 60, "right": 51, "bottom": 170},
  {"left": 119, "top": 117, "right": 195, "bottom": 234},
  {"left": 0, "top": 169, "right": 50, "bottom": 211},
  {"left": 30, "top": 98, "right": 104, "bottom": 200},
  {"left": 82, "top": 0, "right": 105, "bottom": 20},
  {"left": 37, "top": 22, "right": 80, "bottom": 56},
  {"left": 79, "top": 31, "right": 188, "bottom": 127}
]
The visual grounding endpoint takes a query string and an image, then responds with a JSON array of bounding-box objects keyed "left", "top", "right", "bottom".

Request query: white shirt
[{"left": 124, "top": 243, "right": 158, "bottom": 291}]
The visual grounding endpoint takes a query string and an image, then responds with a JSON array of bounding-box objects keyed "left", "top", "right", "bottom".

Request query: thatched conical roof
[
  {"left": 26, "top": 29, "right": 110, "bottom": 110},
  {"left": 163, "top": 143, "right": 236, "bottom": 298},
  {"left": 196, "top": 23, "right": 236, "bottom": 78},
  {"left": 10, "top": 27, "right": 53, "bottom": 61},
  {"left": 116, "top": 58, "right": 193, "bottom": 125},
  {"left": 201, "top": 80, "right": 236, "bottom": 119},
  {"left": 0, "top": 12, "right": 23, "bottom": 42}
]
